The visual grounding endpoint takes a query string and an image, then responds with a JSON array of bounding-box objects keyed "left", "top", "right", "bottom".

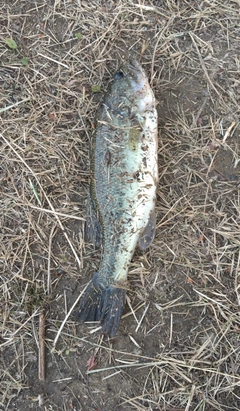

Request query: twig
[
  {"left": 11, "top": 309, "right": 39, "bottom": 338},
  {"left": 134, "top": 3, "right": 168, "bottom": 17},
  {"left": 0, "top": 98, "right": 30, "bottom": 113},
  {"left": 39, "top": 312, "right": 46, "bottom": 381},
  {"left": 135, "top": 303, "right": 149, "bottom": 332},
  {"left": 52, "top": 283, "right": 88, "bottom": 349},
  {"left": 48, "top": 225, "right": 56, "bottom": 295},
  {"left": 21, "top": 203, "right": 85, "bottom": 221},
  {"left": 37, "top": 52, "right": 70, "bottom": 68},
  {"left": 169, "top": 313, "right": 173, "bottom": 346},
  {"left": 191, "top": 96, "right": 209, "bottom": 128},
  {"left": 222, "top": 121, "right": 236, "bottom": 143},
  {"left": 126, "top": 295, "right": 140, "bottom": 328}
]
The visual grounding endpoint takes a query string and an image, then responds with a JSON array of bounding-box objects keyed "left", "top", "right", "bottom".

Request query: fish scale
[{"left": 77, "top": 60, "right": 158, "bottom": 337}]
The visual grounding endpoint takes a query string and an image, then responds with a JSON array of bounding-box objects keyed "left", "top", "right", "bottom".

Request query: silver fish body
[{"left": 77, "top": 60, "right": 158, "bottom": 336}]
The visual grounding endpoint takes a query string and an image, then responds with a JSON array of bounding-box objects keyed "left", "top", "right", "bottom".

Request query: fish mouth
[
  {"left": 126, "top": 59, "right": 142, "bottom": 71},
  {"left": 123, "top": 59, "right": 144, "bottom": 76},
  {"left": 120, "top": 59, "right": 147, "bottom": 88}
]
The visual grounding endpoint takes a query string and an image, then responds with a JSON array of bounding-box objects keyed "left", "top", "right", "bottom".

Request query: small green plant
[
  {"left": 5, "top": 38, "right": 29, "bottom": 66},
  {"left": 75, "top": 32, "right": 83, "bottom": 39},
  {"left": 21, "top": 57, "right": 28, "bottom": 66},
  {"left": 6, "top": 38, "right": 17, "bottom": 49},
  {"left": 91, "top": 84, "right": 101, "bottom": 93}
]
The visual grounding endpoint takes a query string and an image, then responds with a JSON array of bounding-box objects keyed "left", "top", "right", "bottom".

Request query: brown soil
[{"left": 1, "top": 1, "right": 240, "bottom": 410}]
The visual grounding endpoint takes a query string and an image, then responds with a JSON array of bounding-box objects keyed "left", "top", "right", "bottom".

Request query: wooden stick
[
  {"left": 222, "top": 121, "right": 236, "bottom": 143},
  {"left": 39, "top": 313, "right": 46, "bottom": 381}
]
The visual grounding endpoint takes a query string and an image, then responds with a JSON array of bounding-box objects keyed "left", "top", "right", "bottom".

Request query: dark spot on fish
[
  {"left": 114, "top": 70, "right": 124, "bottom": 80},
  {"left": 133, "top": 170, "right": 140, "bottom": 180},
  {"left": 141, "top": 145, "right": 149, "bottom": 151},
  {"left": 145, "top": 184, "right": 153, "bottom": 188},
  {"left": 142, "top": 157, "right": 147, "bottom": 167},
  {"left": 105, "top": 150, "right": 111, "bottom": 166}
]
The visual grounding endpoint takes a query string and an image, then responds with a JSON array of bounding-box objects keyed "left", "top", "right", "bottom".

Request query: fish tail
[{"left": 77, "top": 272, "right": 126, "bottom": 337}]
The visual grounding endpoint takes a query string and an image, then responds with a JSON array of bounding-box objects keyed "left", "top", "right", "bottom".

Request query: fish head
[{"left": 113, "top": 59, "right": 155, "bottom": 113}]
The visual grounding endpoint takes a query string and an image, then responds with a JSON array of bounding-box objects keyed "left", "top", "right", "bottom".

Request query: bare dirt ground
[{"left": 1, "top": 1, "right": 240, "bottom": 410}]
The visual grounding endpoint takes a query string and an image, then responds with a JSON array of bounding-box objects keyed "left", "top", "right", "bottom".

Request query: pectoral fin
[
  {"left": 138, "top": 210, "right": 156, "bottom": 250},
  {"left": 85, "top": 196, "right": 102, "bottom": 247}
]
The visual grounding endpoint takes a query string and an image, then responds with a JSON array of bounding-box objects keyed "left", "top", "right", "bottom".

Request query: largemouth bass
[{"left": 77, "top": 59, "right": 158, "bottom": 337}]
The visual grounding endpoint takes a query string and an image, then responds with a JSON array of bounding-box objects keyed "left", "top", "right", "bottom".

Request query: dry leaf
[{"left": 87, "top": 355, "right": 97, "bottom": 371}]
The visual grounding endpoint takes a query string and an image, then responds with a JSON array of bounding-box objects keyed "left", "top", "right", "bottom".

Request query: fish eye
[{"left": 114, "top": 71, "right": 124, "bottom": 80}]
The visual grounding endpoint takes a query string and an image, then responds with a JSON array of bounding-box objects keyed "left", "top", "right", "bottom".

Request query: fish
[{"left": 77, "top": 59, "right": 158, "bottom": 337}]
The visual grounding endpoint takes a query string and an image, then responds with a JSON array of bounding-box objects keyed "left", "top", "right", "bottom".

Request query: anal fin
[{"left": 138, "top": 210, "right": 156, "bottom": 250}]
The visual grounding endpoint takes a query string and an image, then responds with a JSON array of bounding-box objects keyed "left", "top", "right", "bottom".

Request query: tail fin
[{"left": 76, "top": 272, "right": 126, "bottom": 337}]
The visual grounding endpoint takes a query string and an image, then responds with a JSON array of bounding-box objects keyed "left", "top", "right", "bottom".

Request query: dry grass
[{"left": 1, "top": 0, "right": 240, "bottom": 410}]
